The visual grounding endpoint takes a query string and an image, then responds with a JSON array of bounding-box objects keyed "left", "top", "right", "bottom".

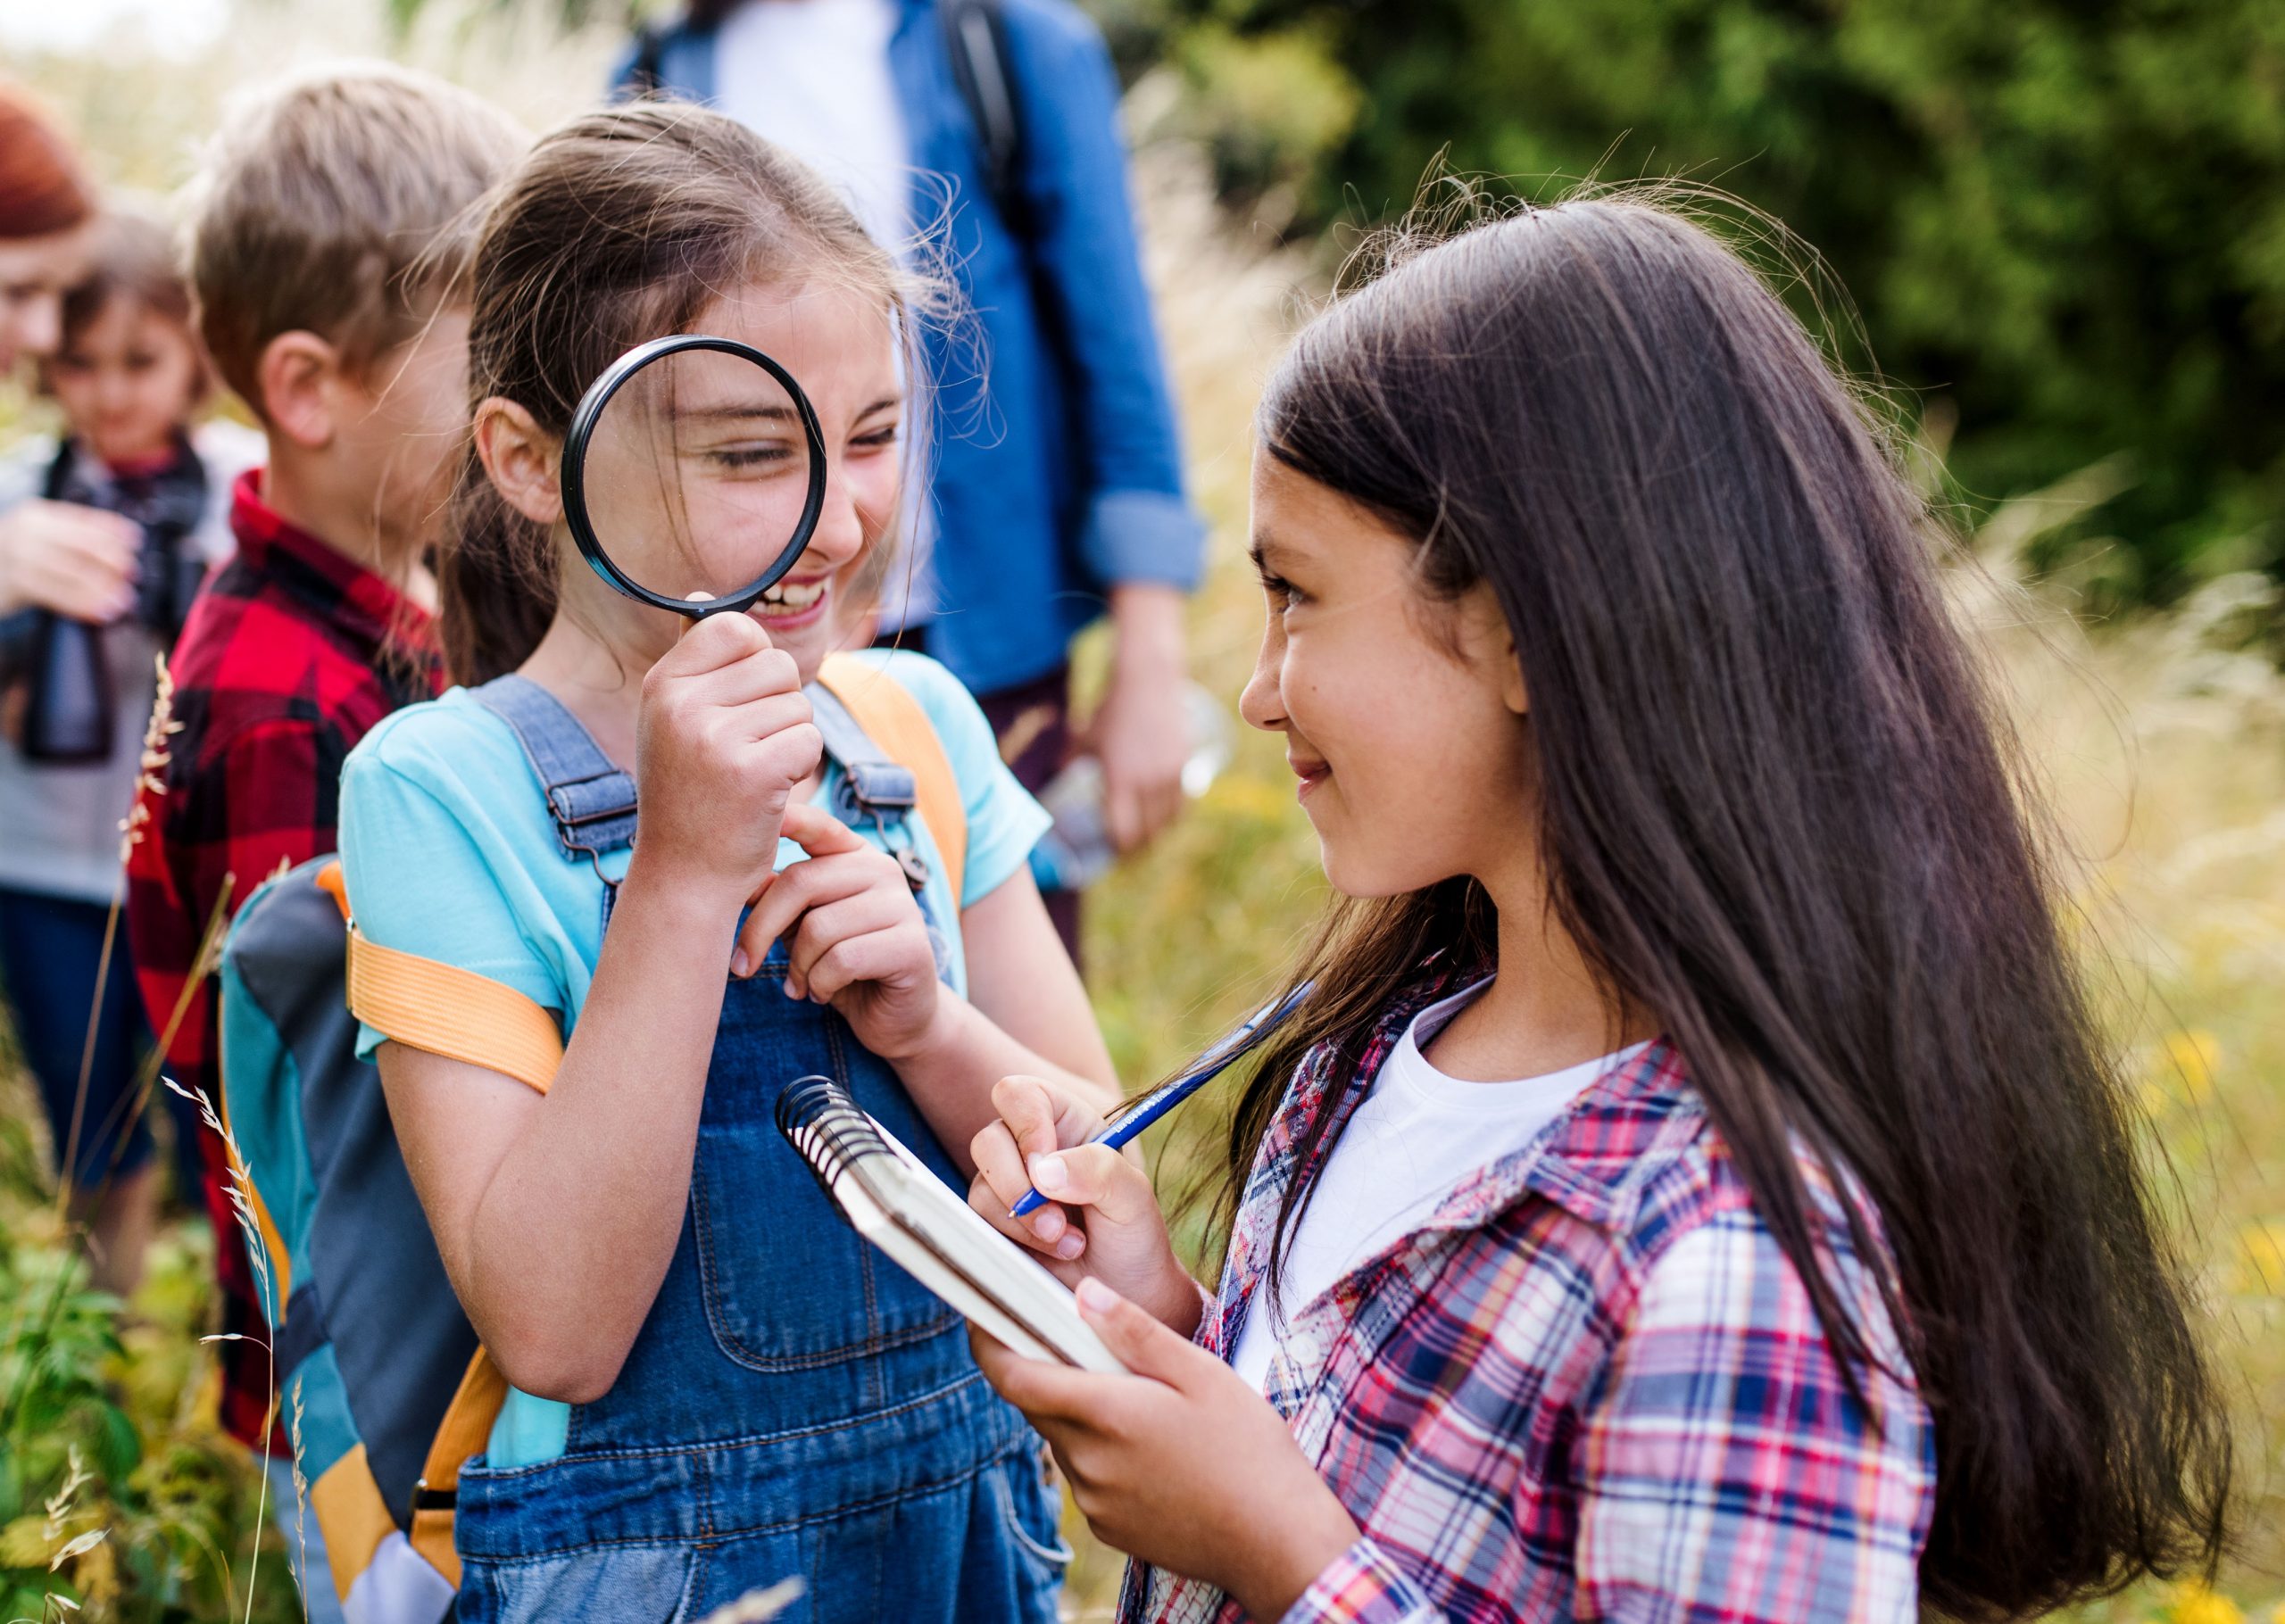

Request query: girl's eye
[
  {"left": 706, "top": 444, "right": 792, "bottom": 472},
  {"left": 1259, "top": 571, "right": 1308, "bottom": 610},
  {"left": 853, "top": 424, "right": 901, "bottom": 450}
]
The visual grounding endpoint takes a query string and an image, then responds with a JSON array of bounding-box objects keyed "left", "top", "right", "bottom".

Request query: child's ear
[
  {"left": 256, "top": 331, "right": 341, "bottom": 451},
  {"left": 474, "top": 397, "right": 563, "bottom": 526},
  {"left": 1502, "top": 634, "right": 1528, "bottom": 717}
]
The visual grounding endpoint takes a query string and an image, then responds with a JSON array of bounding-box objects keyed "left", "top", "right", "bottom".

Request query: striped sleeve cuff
[{"left": 1276, "top": 1538, "right": 1440, "bottom": 1624}]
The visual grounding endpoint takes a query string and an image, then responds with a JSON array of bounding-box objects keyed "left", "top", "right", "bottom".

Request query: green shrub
[{"left": 1114, "top": 0, "right": 2285, "bottom": 602}]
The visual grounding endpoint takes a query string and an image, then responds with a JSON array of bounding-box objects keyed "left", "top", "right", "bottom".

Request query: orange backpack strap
[
  {"left": 341, "top": 928, "right": 562, "bottom": 1096},
  {"left": 408, "top": 1348, "right": 511, "bottom": 1587},
  {"left": 816, "top": 651, "right": 969, "bottom": 907},
  {"left": 329, "top": 857, "right": 564, "bottom": 1093},
  {"left": 323, "top": 864, "right": 534, "bottom": 1587}
]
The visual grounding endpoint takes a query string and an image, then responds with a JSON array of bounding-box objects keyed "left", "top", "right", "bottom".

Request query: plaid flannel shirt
[
  {"left": 1122, "top": 972, "right": 1934, "bottom": 1624},
  {"left": 124, "top": 469, "right": 437, "bottom": 1446}
]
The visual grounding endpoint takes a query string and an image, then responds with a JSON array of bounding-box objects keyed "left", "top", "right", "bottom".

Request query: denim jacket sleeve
[{"left": 995, "top": 1, "right": 1204, "bottom": 592}]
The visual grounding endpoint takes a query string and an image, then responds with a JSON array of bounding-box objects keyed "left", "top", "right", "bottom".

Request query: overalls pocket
[
  {"left": 993, "top": 1447, "right": 1074, "bottom": 1587},
  {"left": 454, "top": 1538, "right": 700, "bottom": 1624},
  {"left": 690, "top": 970, "right": 960, "bottom": 1371}
]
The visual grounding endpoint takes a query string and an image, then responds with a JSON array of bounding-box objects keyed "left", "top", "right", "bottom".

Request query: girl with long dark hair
[{"left": 966, "top": 195, "right": 2233, "bottom": 1621}]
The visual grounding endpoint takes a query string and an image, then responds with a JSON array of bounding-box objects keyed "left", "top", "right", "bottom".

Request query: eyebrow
[
  {"left": 671, "top": 402, "right": 796, "bottom": 424},
  {"left": 1248, "top": 529, "right": 1296, "bottom": 572},
  {"left": 670, "top": 394, "right": 903, "bottom": 426}
]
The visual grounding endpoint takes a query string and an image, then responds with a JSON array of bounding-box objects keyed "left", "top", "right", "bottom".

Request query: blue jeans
[{"left": 0, "top": 884, "right": 200, "bottom": 1194}]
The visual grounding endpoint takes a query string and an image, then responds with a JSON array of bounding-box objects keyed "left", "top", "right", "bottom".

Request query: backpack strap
[
  {"left": 408, "top": 1348, "right": 510, "bottom": 1587},
  {"left": 816, "top": 652, "right": 969, "bottom": 907},
  {"left": 625, "top": 20, "right": 669, "bottom": 95},
  {"left": 323, "top": 861, "right": 563, "bottom": 1097},
  {"left": 941, "top": 0, "right": 1029, "bottom": 239}
]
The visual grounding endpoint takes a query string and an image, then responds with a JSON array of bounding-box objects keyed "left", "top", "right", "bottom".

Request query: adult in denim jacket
[{"left": 618, "top": 1, "right": 1204, "bottom": 948}]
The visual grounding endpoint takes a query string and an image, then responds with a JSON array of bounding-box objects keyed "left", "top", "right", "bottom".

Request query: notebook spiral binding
[{"left": 777, "top": 1074, "right": 891, "bottom": 1204}]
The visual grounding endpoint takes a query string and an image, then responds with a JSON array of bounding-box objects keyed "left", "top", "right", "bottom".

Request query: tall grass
[{"left": 1, "top": 3, "right": 2280, "bottom": 1617}]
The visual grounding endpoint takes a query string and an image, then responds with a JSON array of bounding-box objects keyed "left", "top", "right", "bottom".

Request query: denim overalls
[{"left": 448, "top": 675, "right": 1068, "bottom": 1624}]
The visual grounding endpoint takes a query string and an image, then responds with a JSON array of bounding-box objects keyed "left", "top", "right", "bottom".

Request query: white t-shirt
[
  {"left": 713, "top": 0, "right": 915, "bottom": 255},
  {"left": 711, "top": 0, "right": 937, "bottom": 629},
  {"left": 1230, "top": 979, "right": 1649, "bottom": 1393}
]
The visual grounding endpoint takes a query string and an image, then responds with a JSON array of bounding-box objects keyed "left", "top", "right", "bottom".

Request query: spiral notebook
[{"left": 776, "top": 1075, "right": 1126, "bottom": 1373}]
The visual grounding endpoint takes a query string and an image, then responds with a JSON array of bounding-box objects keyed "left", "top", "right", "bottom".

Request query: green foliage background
[{"left": 1097, "top": 0, "right": 2285, "bottom": 605}]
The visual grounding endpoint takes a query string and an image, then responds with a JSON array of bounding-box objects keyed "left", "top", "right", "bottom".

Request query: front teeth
[{"left": 760, "top": 580, "right": 825, "bottom": 610}]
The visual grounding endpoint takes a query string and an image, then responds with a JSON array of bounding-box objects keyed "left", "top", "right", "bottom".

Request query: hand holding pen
[
  {"left": 1009, "top": 984, "right": 1310, "bottom": 1218},
  {"left": 965, "top": 984, "right": 1311, "bottom": 1338}
]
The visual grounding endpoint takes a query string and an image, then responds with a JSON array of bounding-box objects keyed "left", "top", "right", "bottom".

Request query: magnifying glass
[{"left": 561, "top": 335, "right": 830, "bottom": 617}]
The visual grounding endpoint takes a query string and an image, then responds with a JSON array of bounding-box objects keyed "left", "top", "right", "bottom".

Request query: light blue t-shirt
[{"left": 335, "top": 647, "right": 1048, "bottom": 1467}]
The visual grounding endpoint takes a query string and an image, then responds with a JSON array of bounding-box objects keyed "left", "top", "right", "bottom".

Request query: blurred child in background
[
  {"left": 0, "top": 207, "right": 258, "bottom": 1295},
  {"left": 120, "top": 65, "right": 521, "bottom": 1601},
  {"left": 0, "top": 81, "right": 96, "bottom": 374}
]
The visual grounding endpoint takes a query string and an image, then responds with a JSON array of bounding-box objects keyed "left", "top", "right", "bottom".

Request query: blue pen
[{"left": 1009, "top": 983, "right": 1312, "bottom": 1218}]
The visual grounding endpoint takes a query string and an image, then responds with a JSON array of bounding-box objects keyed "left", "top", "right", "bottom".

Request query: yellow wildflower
[
  {"left": 2163, "top": 1029, "right": 2222, "bottom": 1102},
  {"left": 2233, "top": 1219, "right": 2285, "bottom": 1296},
  {"left": 2169, "top": 1580, "right": 2245, "bottom": 1624}
]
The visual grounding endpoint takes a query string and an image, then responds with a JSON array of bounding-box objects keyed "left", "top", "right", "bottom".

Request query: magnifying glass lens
[{"left": 577, "top": 345, "right": 819, "bottom": 610}]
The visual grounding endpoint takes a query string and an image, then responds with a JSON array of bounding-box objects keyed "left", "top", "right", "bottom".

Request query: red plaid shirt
[
  {"left": 125, "top": 469, "right": 438, "bottom": 1446},
  {"left": 1124, "top": 971, "right": 1933, "bottom": 1624}
]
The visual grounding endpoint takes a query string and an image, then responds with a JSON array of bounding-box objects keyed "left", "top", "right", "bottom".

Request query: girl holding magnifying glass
[{"left": 337, "top": 104, "right": 1111, "bottom": 1621}]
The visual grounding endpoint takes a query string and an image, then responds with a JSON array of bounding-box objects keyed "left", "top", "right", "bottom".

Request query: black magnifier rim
[{"left": 561, "top": 333, "right": 831, "bottom": 617}]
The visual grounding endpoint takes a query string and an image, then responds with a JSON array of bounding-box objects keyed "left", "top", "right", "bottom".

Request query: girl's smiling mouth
[
  {"left": 753, "top": 575, "right": 829, "bottom": 628},
  {"left": 1288, "top": 753, "right": 1331, "bottom": 800}
]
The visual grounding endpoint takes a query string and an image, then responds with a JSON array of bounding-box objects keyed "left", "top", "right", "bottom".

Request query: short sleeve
[
  {"left": 877, "top": 653, "right": 1051, "bottom": 911},
  {"left": 1574, "top": 1214, "right": 1932, "bottom": 1622},
  {"left": 337, "top": 730, "right": 564, "bottom": 1061}
]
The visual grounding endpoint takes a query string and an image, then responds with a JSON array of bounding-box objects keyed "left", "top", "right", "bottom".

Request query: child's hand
[
  {"left": 971, "top": 1280, "right": 1361, "bottom": 1621},
  {"left": 0, "top": 500, "right": 140, "bottom": 622},
  {"left": 734, "top": 801, "right": 941, "bottom": 1056},
  {"left": 633, "top": 610, "right": 821, "bottom": 904},
  {"left": 967, "top": 1074, "right": 1202, "bottom": 1336}
]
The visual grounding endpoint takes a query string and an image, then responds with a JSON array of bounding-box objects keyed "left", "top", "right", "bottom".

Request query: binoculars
[{"left": 6, "top": 489, "right": 207, "bottom": 766}]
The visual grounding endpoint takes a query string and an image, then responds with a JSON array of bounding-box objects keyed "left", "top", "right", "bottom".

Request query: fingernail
[
  {"left": 782, "top": 977, "right": 801, "bottom": 998},
  {"left": 1055, "top": 1234, "right": 1085, "bottom": 1261},
  {"left": 731, "top": 949, "right": 751, "bottom": 977},
  {"left": 1029, "top": 1154, "right": 1067, "bottom": 1194},
  {"left": 1077, "top": 1278, "right": 1118, "bottom": 1312}
]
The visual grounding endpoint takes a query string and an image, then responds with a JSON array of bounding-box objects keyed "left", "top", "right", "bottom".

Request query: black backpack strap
[
  {"left": 37, "top": 437, "right": 76, "bottom": 502},
  {"left": 942, "top": 0, "right": 1031, "bottom": 238},
  {"left": 627, "top": 19, "right": 670, "bottom": 95}
]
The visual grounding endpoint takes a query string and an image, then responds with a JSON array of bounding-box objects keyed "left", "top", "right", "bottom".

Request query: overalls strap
[
  {"left": 809, "top": 682, "right": 917, "bottom": 825},
  {"left": 469, "top": 675, "right": 640, "bottom": 863},
  {"left": 470, "top": 673, "right": 945, "bottom": 908}
]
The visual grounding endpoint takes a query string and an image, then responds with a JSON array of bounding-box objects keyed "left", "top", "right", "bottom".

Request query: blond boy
[{"left": 121, "top": 62, "right": 519, "bottom": 1496}]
